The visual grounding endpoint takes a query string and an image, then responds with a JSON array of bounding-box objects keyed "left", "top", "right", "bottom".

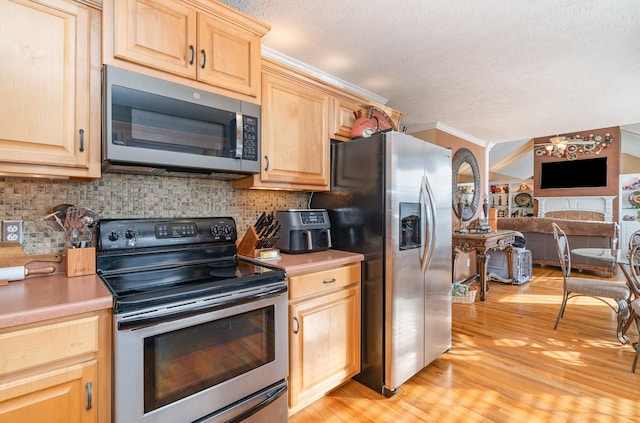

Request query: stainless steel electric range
[{"left": 96, "top": 217, "right": 288, "bottom": 423}]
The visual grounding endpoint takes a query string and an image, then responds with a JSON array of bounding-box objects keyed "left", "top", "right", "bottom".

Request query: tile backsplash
[{"left": 0, "top": 174, "right": 307, "bottom": 254}]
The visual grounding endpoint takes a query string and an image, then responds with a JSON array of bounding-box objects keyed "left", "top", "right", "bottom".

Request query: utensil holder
[{"left": 66, "top": 247, "right": 96, "bottom": 277}]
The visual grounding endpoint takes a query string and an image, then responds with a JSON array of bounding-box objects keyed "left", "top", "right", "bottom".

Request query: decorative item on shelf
[
  {"left": 514, "top": 192, "right": 533, "bottom": 207},
  {"left": 518, "top": 183, "right": 530, "bottom": 192},
  {"left": 629, "top": 191, "right": 640, "bottom": 208},
  {"left": 455, "top": 199, "right": 468, "bottom": 233},
  {"left": 467, "top": 218, "right": 492, "bottom": 233},
  {"left": 482, "top": 195, "right": 489, "bottom": 220},
  {"left": 350, "top": 106, "right": 396, "bottom": 140},
  {"left": 534, "top": 132, "right": 614, "bottom": 160},
  {"left": 623, "top": 179, "right": 640, "bottom": 190}
]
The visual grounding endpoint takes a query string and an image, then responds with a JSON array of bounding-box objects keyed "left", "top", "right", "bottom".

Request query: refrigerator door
[
  {"left": 311, "top": 132, "right": 452, "bottom": 396},
  {"left": 384, "top": 131, "right": 429, "bottom": 392},
  {"left": 314, "top": 136, "right": 386, "bottom": 393},
  {"left": 422, "top": 141, "right": 452, "bottom": 366}
]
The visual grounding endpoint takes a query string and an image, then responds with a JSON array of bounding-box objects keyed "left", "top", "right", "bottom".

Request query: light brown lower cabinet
[
  {"left": 0, "top": 310, "right": 111, "bottom": 423},
  {"left": 288, "top": 263, "right": 361, "bottom": 415}
]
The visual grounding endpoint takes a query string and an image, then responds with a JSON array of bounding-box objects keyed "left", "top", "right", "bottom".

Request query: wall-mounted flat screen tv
[{"left": 540, "top": 157, "right": 607, "bottom": 189}]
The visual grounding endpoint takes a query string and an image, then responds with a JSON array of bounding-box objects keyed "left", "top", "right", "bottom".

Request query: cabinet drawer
[
  {"left": 289, "top": 263, "right": 360, "bottom": 300},
  {"left": 0, "top": 316, "right": 99, "bottom": 376}
]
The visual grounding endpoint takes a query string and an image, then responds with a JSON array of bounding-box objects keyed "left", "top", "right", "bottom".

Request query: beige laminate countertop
[
  {"left": 0, "top": 273, "right": 113, "bottom": 329},
  {"left": 250, "top": 249, "right": 364, "bottom": 277}
]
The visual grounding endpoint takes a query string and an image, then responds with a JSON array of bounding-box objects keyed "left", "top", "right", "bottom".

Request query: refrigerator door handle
[{"left": 420, "top": 175, "right": 437, "bottom": 273}]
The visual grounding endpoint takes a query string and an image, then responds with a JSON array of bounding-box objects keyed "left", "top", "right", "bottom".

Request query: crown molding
[
  {"left": 408, "top": 122, "right": 487, "bottom": 147},
  {"left": 261, "top": 46, "right": 389, "bottom": 105}
]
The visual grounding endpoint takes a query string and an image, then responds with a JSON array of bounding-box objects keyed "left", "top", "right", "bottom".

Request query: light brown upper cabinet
[
  {"left": 105, "top": 0, "right": 269, "bottom": 102},
  {"left": 0, "top": 0, "right": 101, "bottom": 179},
  {"left": 234, "top": 59, "right": 331, "bottom": 191},
  {"left": 234, "top": 58, "right": 405, "bottom": 191}
]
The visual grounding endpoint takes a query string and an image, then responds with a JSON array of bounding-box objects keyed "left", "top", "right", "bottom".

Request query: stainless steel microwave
[{"left": 102, "top": 65, "right": 260, "bottom": 179}]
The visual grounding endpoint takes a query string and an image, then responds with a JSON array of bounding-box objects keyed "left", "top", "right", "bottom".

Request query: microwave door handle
[{"left": 234, "top": 112, "right": 243, "bottom": 159}]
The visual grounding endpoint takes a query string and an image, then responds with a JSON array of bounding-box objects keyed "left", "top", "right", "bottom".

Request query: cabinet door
[
  {"left": 289, "top": 285, "right": 360, "bottom": 414},
  {"left": 114, "top": 0, "right": 197, "bottom": 78},
  {"left": 197, "top": 12, "right": 261, "bottom": 98},
  {"left": 261, "top": 72, "right": 330, "bottom": 188},
  {"left": 0, "top": 361, "right": 97, "bottom": 423},
  {"left": 0, "top": 0, "right": 96, "bottom": 175},
  {"left": 331, "top": 97, "right": 367, "bottom": 141}
]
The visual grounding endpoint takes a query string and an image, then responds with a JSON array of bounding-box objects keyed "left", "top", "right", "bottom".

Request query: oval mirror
[{"left": 452, "top": 148, "right": 480, "bottom": 221}]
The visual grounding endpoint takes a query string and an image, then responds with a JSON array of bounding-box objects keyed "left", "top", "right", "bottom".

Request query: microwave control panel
[{"left": 241, "top": 115, "right": 258, "bottom": 161}]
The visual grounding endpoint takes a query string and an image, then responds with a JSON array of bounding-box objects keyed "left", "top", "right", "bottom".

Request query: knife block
[
  {"left": 237, "top": 226, "right": 261, "bottom": 257},
  {"left": 66, "top": 247, "right": 96, "bottom": 277},
  {"left": 237, "top": 226, "right": 279, "bottom": 258}
]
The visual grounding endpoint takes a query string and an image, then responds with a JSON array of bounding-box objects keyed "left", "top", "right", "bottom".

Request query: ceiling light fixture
[{"left": 534, "top": 133, "right": 614, "bottom": 160}]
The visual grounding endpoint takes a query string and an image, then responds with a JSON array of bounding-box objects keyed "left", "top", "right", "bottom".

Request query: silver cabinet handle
[
  {"left": 293, "top": 316, "right": 299, "bottom": 334},
  {"left": 264, "top": 155, "right": 269, "bottom": 171},
  {"left": 78, "top": 128, "right": 85, "bottom": 152},
  {"left": 86, "top": 381, "right": 92, "bottom": 410}
]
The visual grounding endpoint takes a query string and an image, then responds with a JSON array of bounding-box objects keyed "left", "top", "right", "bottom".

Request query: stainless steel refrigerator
[{"left": 311, "top": 130, "right": 452, "bottom": 396}]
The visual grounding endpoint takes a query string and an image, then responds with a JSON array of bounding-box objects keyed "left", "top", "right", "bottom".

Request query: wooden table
[{"left": 452, "top": 230, "right": 518, "bottom": 301}]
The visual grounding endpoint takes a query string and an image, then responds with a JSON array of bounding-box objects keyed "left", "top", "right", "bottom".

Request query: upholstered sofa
[{"left": 497, "top": 217, "right": 619, "bottom": 277}]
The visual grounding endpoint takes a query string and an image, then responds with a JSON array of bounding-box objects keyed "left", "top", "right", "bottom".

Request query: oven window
[{"left": 143, "top": 306, "right": 275, "bottom": 413}]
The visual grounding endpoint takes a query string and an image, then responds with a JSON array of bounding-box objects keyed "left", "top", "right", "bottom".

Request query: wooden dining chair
[
  {"left": 551, "top": 223, "right": 631, "bottom": 340},
  {"left": 629, "top": 229, "right": 640, "bottom": 249},
  {"left": 629, "top": 245, "right": 640, "bottom": 372}
]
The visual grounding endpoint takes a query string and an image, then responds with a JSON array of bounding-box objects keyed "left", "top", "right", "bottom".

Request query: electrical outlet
[{"left": 2, "top": 220, "right": 24, "bottom": 243}]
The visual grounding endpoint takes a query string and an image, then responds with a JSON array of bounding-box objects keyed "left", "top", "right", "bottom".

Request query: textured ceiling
[{"left": 220, "top": 0, "right": 640, "bottom": 145}]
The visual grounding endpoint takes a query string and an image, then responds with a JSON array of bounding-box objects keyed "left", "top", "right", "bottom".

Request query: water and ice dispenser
[{"left": 400, "top": 202, "right": 421, "bottom": 250}]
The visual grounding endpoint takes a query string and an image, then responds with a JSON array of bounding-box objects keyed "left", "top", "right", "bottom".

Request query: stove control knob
[
  {"left": 210, "top": 226, "right": 221, "bottom": 237},
  {"left": 125, "top": 228, "right": 138, "bottom": 246},
  {"left": 223, "top": 225, "right": 233, "bottom": 237},
  {"left": 108, "top": 231, "right": 119, "bottom": 242}
]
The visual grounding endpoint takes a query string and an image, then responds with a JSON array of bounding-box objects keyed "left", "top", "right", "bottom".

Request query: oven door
[{"left": 113, "top": 282, "right": 288, "bottom": 423}]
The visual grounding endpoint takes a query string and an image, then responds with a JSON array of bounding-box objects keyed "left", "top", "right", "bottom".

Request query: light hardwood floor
[{"left": 288, "top": 266, "right": 640, "bottom": 423}]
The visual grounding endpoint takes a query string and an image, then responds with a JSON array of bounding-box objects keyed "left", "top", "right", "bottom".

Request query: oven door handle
[
  {"left": 117, "top": 285, "right": 287, "bottom": 330},
  {"left": 225, "top": 382, "right": 288, "bottom": 423}
]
